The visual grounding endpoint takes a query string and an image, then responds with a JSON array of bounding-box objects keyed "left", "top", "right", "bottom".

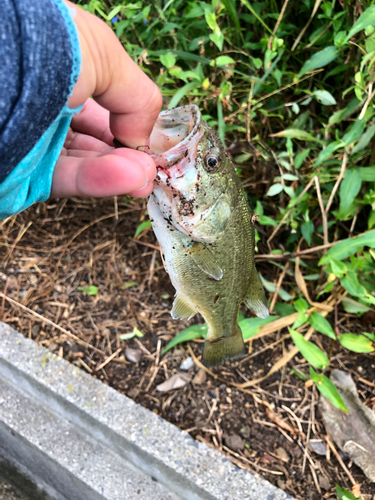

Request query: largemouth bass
[{"left": 147, "top": 105, "right": 269, "bottom": 367}]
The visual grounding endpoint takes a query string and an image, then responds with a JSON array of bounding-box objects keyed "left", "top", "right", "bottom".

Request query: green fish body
[{"left": 147, "top": 105, "right": 268, "bottom": 367}]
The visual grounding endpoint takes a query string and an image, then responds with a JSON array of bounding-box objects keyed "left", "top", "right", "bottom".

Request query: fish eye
[{"left": 204, "top": 153, "right": 220, "bottom": 172}]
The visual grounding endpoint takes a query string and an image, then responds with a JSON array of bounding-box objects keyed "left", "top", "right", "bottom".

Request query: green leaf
[
  {"left": 77, "top": 285, "right": 98, "bottom": 296},
  {"left": 283, "top": 185, "right": 295, "bottom": 198},
  {"left": 204, "top": 9, "right": 218, "bottom": 32},
  {"left": 353, "top": 124, "right": 375, "bottom": 153},
  {"left": 310, "top": 368, "right": 349, "bottom": 412},
  {"left": 119, "top": 327, "right": 144, "bottom": 340},
  {"left": 239, "top": 316, "right": 278, "bottom": 340},
  {"left": 342, "top": 119, "right": 365, "bottom": 146},
  {"left": 292, "top": 312, "right": 309, "bottom": 329},
  {"left": 301, "top": 220, "right": 314, "bottom": 245},
  {"left": 258, "top": 215, "right": 278, "bottom": 226},
  {"left": 294, "top": 297, "right": 308, "bottom": 312},
  {"left": 217, "top": 99, "right": 225, "bottom": 144},
  {"left": 222, "top": 0, "right": 241, "bottom": 31},
  {"left": 330, "top": 259, "right": 347, "bottom": 278},
  {"left": 290, "top": 330, "right": 329, "bottom": 369},
  {"left": 339, "top": 333, "right": 375, "bottom": 353},
  {"left": 151, "top": 50, "right": 211, "bottom": 65},
  {"left": 134, "top": 220, "right": 152, "bottom": 238},
  {"left": 299, "top": 46, "right": 339, "bottom": 77},
  {"left": 335, "top": 485, "right": 358, "bottom": 500},
  {"left": 342, "top": 298, "right": 370, "bottom": 313},
  {"left": 338, "top": 169, "right": 362, "bottom": 219},
  {"left": 328, "top": 109, "right": 347, "bottom": 126},
  {"left": 272, "top": 129, "right": 321, "bottom": 142},
  {"left": 315, "top": 141, "right": 342, "bottom": 167},
  {"left": 210, "top": 56, "right": 236, "bottom": 67},
  {"left": 341, "top": 272, "right": 367, "bottom": 297},
  {"left": 161, "top": 324, "right": 207, "bottom": 354},
  {"left": 267, "top": 183, "right": 284, "bottom": 196},
  {"left": 122, "top": 281, "right": 138, "bottom": 289},
  {"left": 360, "top": 166, "right": 375, "bottom": 181},
  {"left": 319, "top": 230, "right": 375, "bottom": 264},
  {"left": 291, "top": 367, "right": 308, "bottom": 381},
  {"left": 168, "top": 81, "right": 201, "bottom": 109},
  {"left": 345, "top": 5, "right": 375, "bottom": 42},
  {"left": 313, "top": 90, "right": 337, "bottom": 106},
  {"left": 294, "top": 149, "right": 310, "bottom": 169},
  {"left": 362, "top": 331, "right": 375, "bottom": 342},
  {"left": 209, "top": 32, "right": 224, "bottom": 50},
  {"left": 160, "top": 53, "right": 176, "bottom": 68},
  {"left": 309, "top": 312, "right": 335, "bottom": 339},
  {"left": 273, "top": 303, "right": 296, "bottom": 317}
]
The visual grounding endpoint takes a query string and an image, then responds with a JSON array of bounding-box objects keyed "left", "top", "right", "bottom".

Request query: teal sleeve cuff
[
  {"left": 0, "top": 0, "right": 82, "bottom": 220},
  {"left": 0, "top": 106, "right": 81, "bottom": 219}
]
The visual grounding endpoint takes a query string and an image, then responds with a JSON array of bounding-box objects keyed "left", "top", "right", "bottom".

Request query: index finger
[{"left": 66, "top": 2, "right": 162, "bottom": 148}]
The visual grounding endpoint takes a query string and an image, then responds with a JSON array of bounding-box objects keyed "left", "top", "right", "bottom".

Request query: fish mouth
[{"left": 148, "top": 105, "right": 202, "bottom": 169}]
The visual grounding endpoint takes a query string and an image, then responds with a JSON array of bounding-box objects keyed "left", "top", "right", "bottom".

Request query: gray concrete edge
[{"left": 0, "top": 321, "right": 294, "bottom": 500}]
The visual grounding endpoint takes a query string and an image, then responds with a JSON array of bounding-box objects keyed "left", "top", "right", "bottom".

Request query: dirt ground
[{"left": 1, "top": 196, "right": 374, "bottom": 500}]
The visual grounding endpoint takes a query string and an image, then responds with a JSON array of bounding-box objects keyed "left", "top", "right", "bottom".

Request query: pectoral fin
[
  {"left": 171, "top": 295, "right": 196, "bottom": 320},
  {"left": 184, "top": 242, "right": 223, "bottom": 280},
  {"left": 243, "top": 266, "right": 269, "bottom": 319}
]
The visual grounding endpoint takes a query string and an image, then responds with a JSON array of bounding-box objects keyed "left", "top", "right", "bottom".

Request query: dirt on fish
[{"left": 1, "top": 197, "right": 375, "bottom": 500}]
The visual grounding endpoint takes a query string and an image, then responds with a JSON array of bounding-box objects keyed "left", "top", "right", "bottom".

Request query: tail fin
[{"left": 202, "top": 325, "right": 244, "bottom": 368}]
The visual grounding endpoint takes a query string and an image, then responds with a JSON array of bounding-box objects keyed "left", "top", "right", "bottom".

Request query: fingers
[
  {"left": 64, "top": 127, "right": 113, "bottom": 153},
  {"left": 51, "top": 149, "right": 155, "bottom": 198},
  {"left": 69, "top": 99, "right": 114, "bottom": 146},
  {"left": 65, "top": 1, "right": 162, "bottom": 148}
]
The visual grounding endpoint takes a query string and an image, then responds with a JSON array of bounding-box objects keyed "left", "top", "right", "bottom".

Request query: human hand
[{"left": 51, "top": 1, "right": 162, "bottom": 199}]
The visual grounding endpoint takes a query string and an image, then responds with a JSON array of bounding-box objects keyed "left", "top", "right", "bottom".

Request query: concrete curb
[{"left": 0, "top": 322, "right": 294, "bottom": 500}]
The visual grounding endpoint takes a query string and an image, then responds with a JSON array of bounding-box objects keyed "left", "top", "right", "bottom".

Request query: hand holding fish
[{"left": 51, "top": 1, "right": 162, "bottom": 199}]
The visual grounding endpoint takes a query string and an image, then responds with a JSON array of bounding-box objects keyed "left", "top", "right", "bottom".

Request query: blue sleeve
[{"left": 0, "top": 0, "right": 82, "bottom": 219}]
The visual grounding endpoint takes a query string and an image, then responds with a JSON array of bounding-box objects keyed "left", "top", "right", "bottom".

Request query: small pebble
[
  {"left": 308, "top": 439, "right": 327, "bottom": 456},
  {"left": 277, "top": 479, "right": 285, "bottom": 490},
  {"left": 357, "top": 366, "right": 363, "bottom": 373},
  {"left": 180, "top": 357, "right": 194, "bottom": 370},
  {"left": 239, "top": 426, "right": 250, "bottom": 439},
  {"left": 48, "top": 343, "right": 58, "bottom": 353},
  {"left": 125, "top": 348, "right": 142, "bottom": 364},
  {"left": 208, "top": 390, "right": 218, "bottom": 398},
  {"left": 319, "top": 475, "right": 331, "bottom": 491},
  {"left": 276, "top": 447, "right": 289, "bottom": 462},
  {"left": 192, "top": 369, "right": 206, "bottom": 385},
  {"left": 31, "top": 325, "right": 40, "bottom": 335},
  {"left": 224, "top": 434, "right": 244, "bottom": 451}
]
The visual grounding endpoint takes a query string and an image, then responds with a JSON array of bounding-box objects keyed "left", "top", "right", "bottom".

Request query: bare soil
[{"left": 1, "top": 197, "right": 374, "bottom": 500}]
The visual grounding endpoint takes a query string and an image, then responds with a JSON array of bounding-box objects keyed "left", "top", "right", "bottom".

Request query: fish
[{"left": 146, "top": 104, "right": 269, "bottom": 367}]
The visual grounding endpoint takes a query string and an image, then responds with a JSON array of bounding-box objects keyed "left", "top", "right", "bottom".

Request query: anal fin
[
  {"left": 184, "top": 242, "right": 223, "bottom": 280},
  {"left": 243, "top": 266, "right": 269, "bottom": 319},
  {"left": 171, "top": 295, "right": 196, "bottom": 320}
]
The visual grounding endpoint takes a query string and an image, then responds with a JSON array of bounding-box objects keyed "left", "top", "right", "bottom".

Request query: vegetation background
[{"left": 76, "top": 1, "right": 375, "bottom": 498}]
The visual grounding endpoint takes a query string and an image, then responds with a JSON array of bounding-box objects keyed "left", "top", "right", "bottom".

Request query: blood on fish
[{"left": 156, "top": 166, "right": 171, "bottom": 179}]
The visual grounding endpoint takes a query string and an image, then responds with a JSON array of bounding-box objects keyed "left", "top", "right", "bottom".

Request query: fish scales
[{"left": 146, "top": 105, "right": 268, "bottom": 367}]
